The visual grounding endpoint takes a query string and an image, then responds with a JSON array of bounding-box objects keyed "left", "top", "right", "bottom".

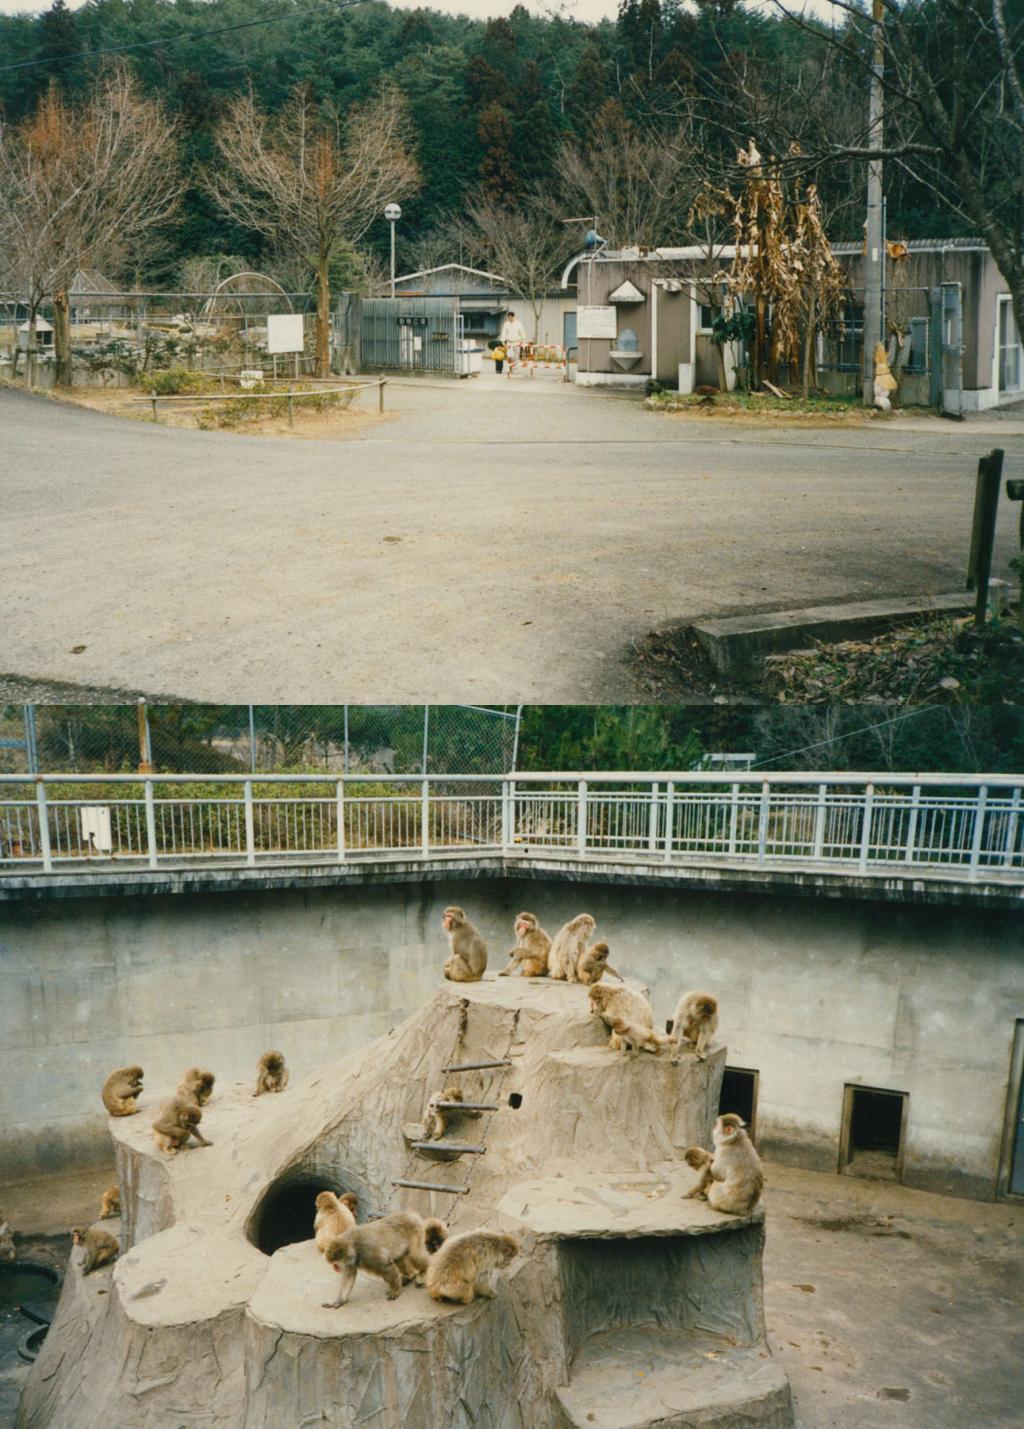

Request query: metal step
[
  {"left": 433, "top": 1101, "right": 497, "bottom": 1111},
  {"left": 441, "top": 1059, "right": 513, "bottom": 1073},
  {"left": 392, "top": 1178, "right": 469, "bottom": 1194},
  {"left": 410, "top": 1141, "right": 487, "bottom": 1155}
]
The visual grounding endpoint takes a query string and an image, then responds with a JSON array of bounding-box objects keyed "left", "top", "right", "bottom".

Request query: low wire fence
[{"left": 0, "top": 772, "right": 1019, "bottom": 885}]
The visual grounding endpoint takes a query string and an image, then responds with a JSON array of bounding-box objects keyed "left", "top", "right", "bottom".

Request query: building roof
[
  {"left": 69, "top": 268, "right": 125, "bottom": 295},
  {"left": 830, "top": 238, "right": 987, "bottom": 255}
]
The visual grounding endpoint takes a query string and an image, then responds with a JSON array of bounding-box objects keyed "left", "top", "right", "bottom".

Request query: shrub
[{"left": 140, "top": 367, "right": 217, "bottom": 396}]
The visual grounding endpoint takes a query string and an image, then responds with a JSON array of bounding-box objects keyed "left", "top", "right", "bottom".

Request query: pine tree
[
  {"left": 566, "top": 44, "right": 610, "bottom": 132},
  {"left": 477, "top": 103, "right": 517, "bottom": 204}
]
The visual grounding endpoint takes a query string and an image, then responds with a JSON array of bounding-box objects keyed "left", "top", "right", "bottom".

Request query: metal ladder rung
[
  {"left": 410, "top": 1141, "right": 486, "bottom": 1154},
  {"left": 441, "top": 1059, "right": 513, "bottom": 1072},
  {"left": 433, "top": 1101, "right": 497, "bottom": 1111},
  {"left": 392, "top": 1178, "right": 469, "bottom": 1194}
]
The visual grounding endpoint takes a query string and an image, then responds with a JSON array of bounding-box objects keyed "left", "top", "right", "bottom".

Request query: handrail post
[
  {"left": 35, "top": 780, "right": 52, "bottom": 873},
  {"left": 757, "top": 781, "right": 770, "bottom": 865},
  {"left": 576, "top": 779, "right": 588, "bottom": 856},
  {"left": 501, "top": 778, "right": 514, "bottom": 853},
  {"left": 421, "top": 778, "right": 430, "bottom": 856},
  {"left": 812, "top": 783, "right": 827, "bottom": 861},
  {"left": 858, "top": 783, "right": 875, "bottom": 872},
  {"left": 968, "top": 784, "right": 988, "bottom": 881},
  {"left": 244, "top": 780, "right": 256, "bottom": 866},
  {"left": 728, "top": 781, "right": 739, "bottom": 856},
  {"left": 1004, "top": 788, "right": 1021, "bottom": 870},
  {"left": 663, "top": 781, "right": 675, "bottom": 863},
  {"left": 647, "top": 781, "right": 660, "bottom": 856},
  {"left": 904, "top": 785, "right": 921, "bottom": 865},
  {"left": 144, "top": 778, "right": 158, "bottom": 869},
  {"left": 336, "top": 779, "right": 346, "bottom": 864}
]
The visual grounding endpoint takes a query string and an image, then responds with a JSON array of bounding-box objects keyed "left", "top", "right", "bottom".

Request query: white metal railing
[{"left": 0, "top": 772, "right": 1021, "bottom": 887}]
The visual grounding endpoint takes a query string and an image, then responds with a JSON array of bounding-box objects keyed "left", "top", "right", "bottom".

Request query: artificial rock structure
[{"left": 19, "top": 976, "right": 794, "bottom": 1428}]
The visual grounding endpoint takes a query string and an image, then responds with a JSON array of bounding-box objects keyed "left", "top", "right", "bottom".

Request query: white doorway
[{"left": 997, "top": 296, "right": 1022, "bottom": 395}]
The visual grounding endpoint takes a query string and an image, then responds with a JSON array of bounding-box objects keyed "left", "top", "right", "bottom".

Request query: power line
[
  {"left": 0, "top": 0, "right": 372, "bottom": 76},
  {"left": 749, "top": 703, "right": 943, "bottom": 770}
]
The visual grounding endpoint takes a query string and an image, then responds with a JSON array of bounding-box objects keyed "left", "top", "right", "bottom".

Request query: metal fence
[
  {"left": 0, "top": 705, "right": 521, "bottom": 778},
  {"left": 358, "top": 297, "right": 463, "bottom": 374},
  {"left": 1, "top": 772, "right": 1019, "bottom": 885}
]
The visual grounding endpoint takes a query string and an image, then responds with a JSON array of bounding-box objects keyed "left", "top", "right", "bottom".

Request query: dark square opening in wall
[
  {"left": 841, "top": 1085, "right": 907, "bottom": 1182},
  {"left": 719, "top": 1067, "right": 758, "bottom": 1141}
]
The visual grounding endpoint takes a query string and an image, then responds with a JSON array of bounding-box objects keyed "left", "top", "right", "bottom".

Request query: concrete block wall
[{"left": 1, "top": 875, "right": 1021, "bottom": 1199}]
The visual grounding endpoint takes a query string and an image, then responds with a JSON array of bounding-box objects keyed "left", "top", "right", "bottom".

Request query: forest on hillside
[{"left": 0, "top": 0, "right": 979, "bottom": 292}]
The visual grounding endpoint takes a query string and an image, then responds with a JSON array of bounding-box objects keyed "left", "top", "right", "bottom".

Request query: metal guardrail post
[
  {"left": 968, "top": 785, "right": 988, "bottom": 881},
  {"left": 728, "top": 782, "right": 739, "bottom": 857},
  {"left": 757, "top": 782, "right": 770, "bottom": 865},
  {"left": 812, "top": 783, "right": 827, "bottom": 860},
  {"left": 244, "top": 780, "right": 256, "bottom": 867},
  {"left": 336, "top": 779, "right": 346, "bottom": 864},
  {"left": 663, "top": 781, "right": 675, "bottom": 863},
  {"left": 647, "top": 782, "right": 660, "bottom": 854},
  {"left": 859, "top": 783, "right": 875, "bottom": 872},
  {"left": 143, "top": 779, "right": 158, "bottom": 870},
  {"left": 904, "top": 785, "right": 921, "bottom": 864},
  {"left": 501, "top": 779, "right": 514, "bottom": 853},
  {"left": 1005, "top": 789, "right": 1021, "bottom": 870},
  {"left": 576, "top": 780, "right": 588, "bottom": 855},
  {"left": 35, "top": 780, "right": 52, "bottom": 873},
  {"left": 421, "top": 779, "right": 430, "bottom": 855}
]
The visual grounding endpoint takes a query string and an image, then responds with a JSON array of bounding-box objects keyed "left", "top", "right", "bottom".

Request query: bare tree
[
  {"left": 457, "top": 195, "right": 572, "bottom": 341},
  {"left": 0, "top": 67, "right": 181, "bottom": 387},
  {"left": 206, "top": 85, "right": 419, "bottom": 377}
]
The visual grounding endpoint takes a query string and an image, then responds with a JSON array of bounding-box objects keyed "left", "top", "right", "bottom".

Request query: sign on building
[
  {"left": 267, "top": 313, "right": 305, "bottom": 354},
  {"left": 576, "top": 306, "right": 617, "bottom": 340}
]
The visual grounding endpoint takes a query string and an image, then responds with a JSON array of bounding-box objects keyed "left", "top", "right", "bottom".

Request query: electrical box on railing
[{"left": 80, "top": 807, "right": 113, "bottom": 854}]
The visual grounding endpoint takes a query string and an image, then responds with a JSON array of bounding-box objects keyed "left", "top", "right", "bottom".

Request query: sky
[{"left": 0, "top": 0, "right": 842, "bottom": 22}]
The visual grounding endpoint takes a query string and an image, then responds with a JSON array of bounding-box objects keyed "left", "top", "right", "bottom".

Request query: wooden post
[
  {"left": 151, "top": 397, "right": 158, "bottom": 423},
  {"left": 966, "top": 449, "right": 1003, "bottom": 627},
  {"left": 379, "top": 379, "right": 386, "bottom": 413},
  {"left": 287, "top": 396, "right": 294, "bottom": 428},
  {"left": 1005, "top": 477, "right": 1024, "bottom": 629}
]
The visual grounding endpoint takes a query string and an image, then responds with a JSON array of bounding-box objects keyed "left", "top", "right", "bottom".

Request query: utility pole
[{"left": 863, "top": 0, "right": 885, "bottom": 406}]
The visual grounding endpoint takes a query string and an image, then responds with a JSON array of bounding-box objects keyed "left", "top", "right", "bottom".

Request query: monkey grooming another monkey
[
  {"left": 425, "top": 1230, "right": 519, "bottom": 1304},
  {"left": 441, "top": 906, "right": 488, "bottom": 982},
  {"left": 547, "top": 914, "right": 595, "bottom": 981},
  {"left": 576, "top": 940, "right": 622, "bottom": 986},
  {"left": 101, "top": 1066, "right": 144, "bottom": 1117},
  {"left": 685, "top": 1114, "right": 763, "bottom": 1215},
  {"left": 99, "top": 1186, "right": 120, "bottom": 1220},
  {"left": 670, "top": 992, "right": 719, "bottom": 1064},
  {"left": 314, "top": 1191, "right": 358, "bottom": 1254},
  {"left": 151, "top": 1096, "right": 213, "bottom": 1154},
  {"left": 73, "top": 1226, "right": 119, "bottom": 1275},
  {"left": 588, "top": 981, "right": 662, "bottom": 1051},
  {"left": 609, "top": 1016, "right": 668, "bottom": 1057},
  {"left": 176, "top": 1067, "right": 215, "bottom": 1107},
  {"left": 254, "top": 1051, "right": 289, "bottom": 1096},
  {"left": 499, "top": 912, "right": 551, "bottom": 978},
  {"left": 321, "top": 1211, "right": 447, "bottom": 1307}
]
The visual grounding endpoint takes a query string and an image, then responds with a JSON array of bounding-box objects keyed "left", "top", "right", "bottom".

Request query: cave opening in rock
[{"left": 249, "top": 1176, "right": 333, "bottom": 1256}]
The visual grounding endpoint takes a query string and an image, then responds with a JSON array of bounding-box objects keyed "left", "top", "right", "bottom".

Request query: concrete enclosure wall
[{"left": 1, "top": 875, "right": 1021, "bottom": 1198}]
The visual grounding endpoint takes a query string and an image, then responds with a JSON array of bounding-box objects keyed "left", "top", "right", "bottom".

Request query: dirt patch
[
  {"left": 631, "top": 625, "right": 753, "bottom": 702},
  {"left": 796, "top": 1213, "right": 913, "bottom": 1239},
  {"left": 646, "top": 391, "right": 893, "bottom": 426},
  {"left": 49, "top": 385, "right": 388, "bottom": 439}
]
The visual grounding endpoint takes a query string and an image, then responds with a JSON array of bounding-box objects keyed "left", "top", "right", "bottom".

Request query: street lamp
[{"left": 384, "top": 202, "right": 402, "bottom": 299}]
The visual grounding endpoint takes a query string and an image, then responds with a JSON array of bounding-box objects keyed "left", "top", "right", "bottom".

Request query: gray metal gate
[
  {"left": 360, "top": 297, "right": 460, "bottom": 374},
  {"left": 930, "top": 282, "right": 963, "bottom": 416}
]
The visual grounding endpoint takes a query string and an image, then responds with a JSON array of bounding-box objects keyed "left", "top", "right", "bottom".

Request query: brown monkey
[
  {"left": 576, "top": 940, "right": 622, "bottom": 985},
  {"left": 73, "top": 1226, "right": 119, "bottom": 1275},
  {"left": 176, "top": 1067, "right": 215, "bottom": 1107},
  {"left": 314, "top": 1191, "right": 358, "bottom": 1254},
  {"left": 99, "top": 1186, "right": 120, "bottom": 1220},
  {"left": 609, "top": 1016, "right": 668, "bottom": 1057},
  {"left": 0, "top": 1214, "right": 14, "bottom": 1264},
  {"left": 425, "top": 1230, "right": 519, "bottom": 1304},
  {"left": 151, "top": 1096, "right": 212, "bottom": 1154},
  {"left": 254, "top": 1051, "right": 289, "bottom": 1096},
  {"left": 441, "top": 907, "right": 488, "bottom": 982},
  {"left": 684, "top": 1114, "right": 763, "bottom": 1215},
  {"left": 499, "top": 912, "right": 551, "bottom": 978},
  {"left": 321, "top": 1211, "right": 447, "bottom": 1307},
  {"left": 424, "top": 1085, "right": 477, "bottom": 1141},
  {"left": 588, "top": 981, "right": 660, "bottom": 1051},
  {"left": 101, "top": 1066, "right": 143, "bottom": 1117},
  {"left": 547, "top": 914, "right": 595, "bottom": 981},
  {"left": 670, "top": 992, "right": 719, "bottom": 1064}
]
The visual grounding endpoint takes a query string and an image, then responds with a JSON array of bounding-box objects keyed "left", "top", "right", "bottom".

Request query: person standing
[{"left": 500, "top": 310, "right": 526, "bottom": 371}]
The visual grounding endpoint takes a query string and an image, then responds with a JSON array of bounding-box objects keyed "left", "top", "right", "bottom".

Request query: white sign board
[
  {"left": 239, "top": 369, "right": 263, "bottom": 389},
  {"left": 576, "top": 305, "right": 617, "bottom": 340},
  {"left": 267, "top": 313, "right": 305, "bottom": 354}
]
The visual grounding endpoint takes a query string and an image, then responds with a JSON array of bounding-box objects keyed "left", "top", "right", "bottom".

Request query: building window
[
  {"left": 905, "top": 317, "right": 929, "bottom": 374},
  {"left": 998, "top": 296, "right": 1022, "bottom": 393},
  {"left": 840, "top": 1084, "right": 907, "bottom": 1182},
  {"left": 719, "top": 1067, "right": 758, "bottom": 1141},
  {"left": 699, "top": 303, "right": 715, "bottom": 332}
]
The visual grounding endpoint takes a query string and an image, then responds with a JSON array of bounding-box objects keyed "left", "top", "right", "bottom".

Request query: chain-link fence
[{"left": 0, "top": 705, "right": 522, "bottom": 777}]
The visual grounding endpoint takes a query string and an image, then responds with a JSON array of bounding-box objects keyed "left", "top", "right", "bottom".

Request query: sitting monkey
[
  {"left": 425, "top": 1230, "right": 519, "bottom": 1304},
  {"left": 441, "top": 906, "right": 488, "bottom": 982},
  {"left": 685, "top": 1113, "right": 763, "bottom": 1215},
  {"left": 499, "top": 912, "right": 551, "bottom": 978},
  {"left": 321, "top": 1211, "right": 447, "bottom": 1307},
  {"left": 314, "top": 1191, "right": 358, "bottom": 1254},
  {"left": 548, "top": 914, "right": 595, "bottom": 981},
  {"left": 101, "top": 1066, "right": 143, "bottom": 1117},
  {"left": 73, "top": 1226, "right": 119, "bottom": 1275},
  {"left": 588, "top": 982, "right": 661, "bottom": 1051},
  {"left": 176, "top": 1067, "right": 215, "bottom": 1107},
  {"left": 609, "top": 1015, "right": 668, "bottom": 1057},
  {"left": 99, "top": 1185, "right": 120, "bottom": 1220},
  {"left": 576, "top": 941, "right": 621, "bottom": 986},
  {"left": 670, "top": 992, "right": 719, "bottom": 1064},
  {"left": 152, "top": 1096, "right": 212, "bottom": 1155},
  {"left": 424, "top": 1085, "right": 479, "bottom": 1141},
  {"left": 254, "top": 1051, "right": 289, "bottom": 1096}
]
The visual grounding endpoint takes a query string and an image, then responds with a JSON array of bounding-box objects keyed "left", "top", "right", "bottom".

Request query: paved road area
[
  {"left": 1, "top": 1160, "right": 1019, "bottom": 1427},
  {"left": 2, "top": 378, "right": 1021, "bottom": 701}
]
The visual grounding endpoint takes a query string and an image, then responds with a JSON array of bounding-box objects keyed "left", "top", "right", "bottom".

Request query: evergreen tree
[
  {"left": 566, "top": 44, "right": 611, "bottom": 133},
  {"left": 37, "top": 0, "right": 79, "bottom": 93},
  {"left": 477, "top": 102, "right": 517, "bottom": 204}
]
